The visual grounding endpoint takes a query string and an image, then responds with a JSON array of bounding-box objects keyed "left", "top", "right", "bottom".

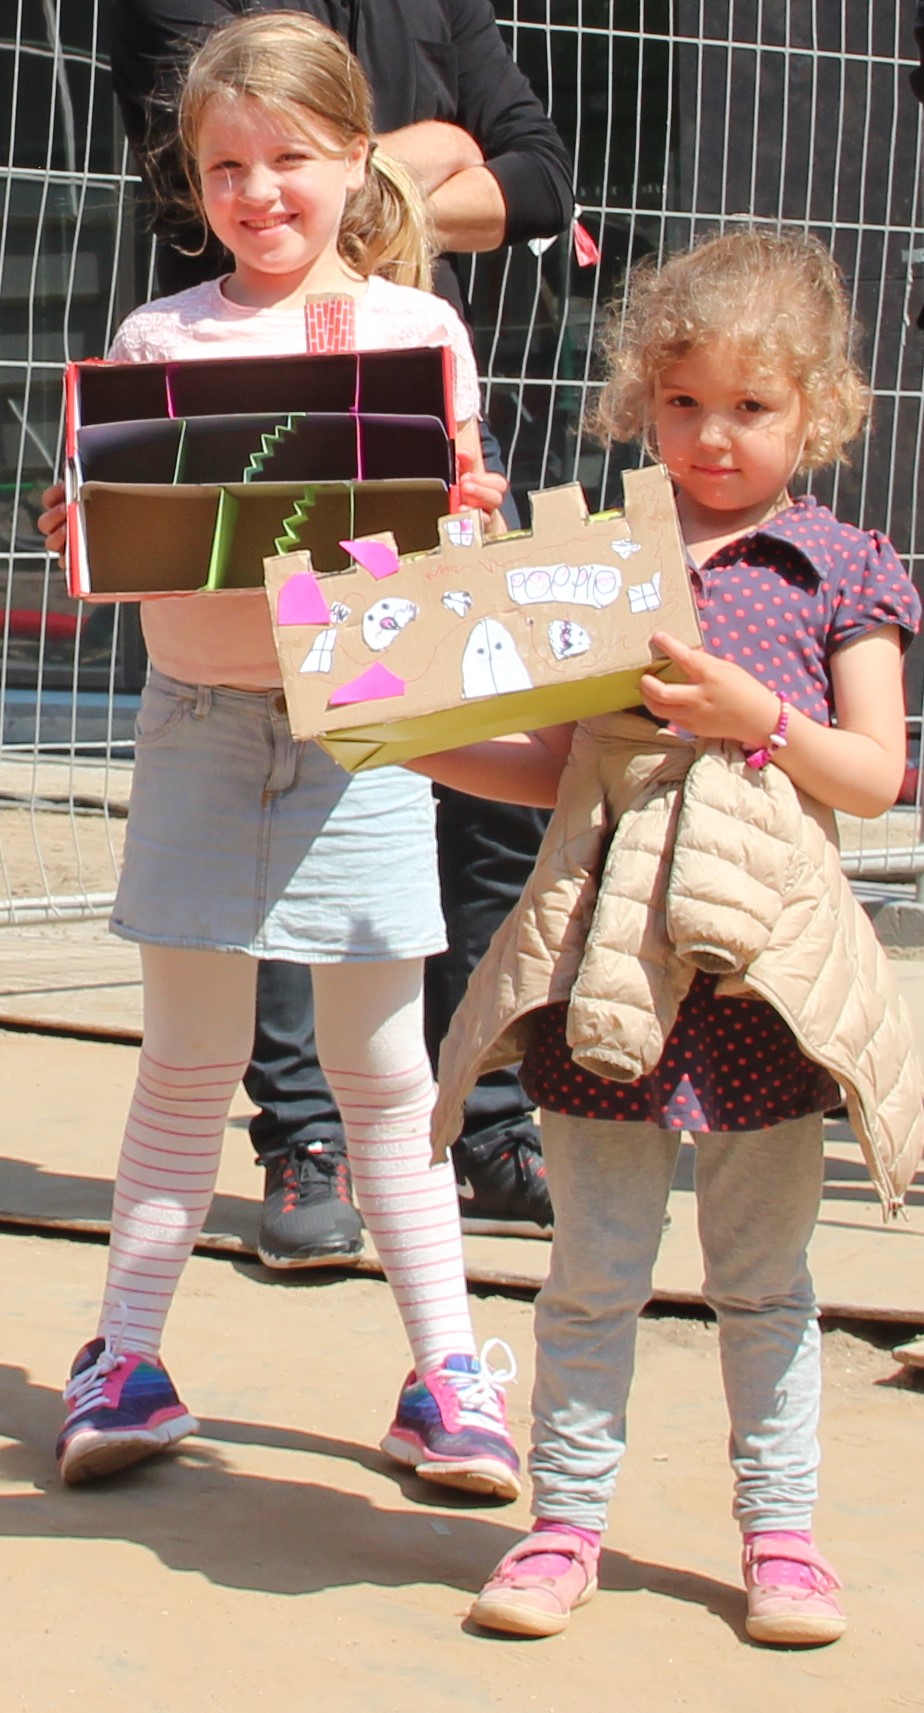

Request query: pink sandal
[
  {"left": 469, "top": 1530, "right": 600, "bottom": 1637},
  {"left": 743, "top": 1535, "right": 846, "bottom": 1646}
]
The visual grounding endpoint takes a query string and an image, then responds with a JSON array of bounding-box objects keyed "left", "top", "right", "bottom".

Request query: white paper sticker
[
  {"left": 298, "top": 629, "right": 337, "bottom": 674},
  {"left": 627, "top": 572, "right": 662, "bottom": 614},
  {"left": 362, "top": 596, "right": 419, "bottom": 653},
  {"left": 507, "top": 562, "right": 622, "bottom": 611},
  {"left": 548, "top": 617, "right": 592, "bottom": 660},
  {"left": 445, "top": 517, "right": 476, "bottom": 548},
  {"left": 442, "top": 590, "right": 473, "bottom": 618}
]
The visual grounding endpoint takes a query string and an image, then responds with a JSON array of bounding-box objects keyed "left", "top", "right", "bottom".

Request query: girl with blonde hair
[{"left": 40, "top": 10, "right": 519, "bottom": 1499}]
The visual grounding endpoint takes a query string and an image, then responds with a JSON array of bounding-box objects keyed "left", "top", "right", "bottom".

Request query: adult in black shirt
[
  {"left": 109, "top": 0, "right": 573, "bottom": 1266},
  {"left": 110, "top": 0, "right": 573, "bottom": 314}
]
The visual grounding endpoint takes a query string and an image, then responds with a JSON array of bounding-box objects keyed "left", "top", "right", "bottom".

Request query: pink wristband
[{"left": 745, "top": 698, "right": 790, "bottom": 770}]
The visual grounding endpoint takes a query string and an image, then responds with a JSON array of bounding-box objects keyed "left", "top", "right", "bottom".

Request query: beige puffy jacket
[{"left": 432, "top": 712, "right": 924, "bottom": 1215}]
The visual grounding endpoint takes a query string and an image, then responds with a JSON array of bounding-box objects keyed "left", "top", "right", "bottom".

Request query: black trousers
[{"left": 246, "top": 423, "right": 548, "bottom": 1164}]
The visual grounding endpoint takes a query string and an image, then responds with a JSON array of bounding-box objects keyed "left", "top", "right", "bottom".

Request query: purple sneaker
[
  {"left": 380, "top": 1338, "right": 521, "bottom": 1500},
  {"left": 56, "top": 1332, "right": 199, "bottom": 1485}
]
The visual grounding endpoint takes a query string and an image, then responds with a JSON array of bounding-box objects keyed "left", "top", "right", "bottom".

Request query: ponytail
[{"left": 340, "top": 149, "right": 433, "bottom": 290}]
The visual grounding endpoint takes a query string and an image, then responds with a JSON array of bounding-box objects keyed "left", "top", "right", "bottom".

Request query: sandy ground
[
  {"left": 0, "top": 759, "right": 131, "bottom": 909},
  {"left": 0, "top": 803, "right": 125, "bottom": 905},
  {"left": 3, "top": 778, "right": 924, "bottom": 1709},
  {"left": 1, "top": 1223, "right": 923, "bottom": 1713}
]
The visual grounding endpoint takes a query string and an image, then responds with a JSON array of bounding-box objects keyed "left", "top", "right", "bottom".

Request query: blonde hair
[
  {"left": 166, "top": 10, "right": 432, "bottom": 288},
  {"left": 594, "top": 228, "right": 870, "bottom": 469}
]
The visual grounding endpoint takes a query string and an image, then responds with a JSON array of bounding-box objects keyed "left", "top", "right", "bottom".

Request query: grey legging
[{"left": 531, "top": 1111, "right": 825, "bottom": 1535}]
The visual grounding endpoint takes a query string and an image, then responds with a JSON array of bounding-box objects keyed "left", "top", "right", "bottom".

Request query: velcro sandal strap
[
  {"left": 497, "top": 1531, "right": 597, "bottom": 1576},
  {"left": 744, "top": 1535, "right": 842, "bottom": 1589}
]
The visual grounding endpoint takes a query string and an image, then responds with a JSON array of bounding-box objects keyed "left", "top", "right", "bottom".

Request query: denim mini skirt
[{"left": 111, "top": 669, "right": 446, "bottom": 963}]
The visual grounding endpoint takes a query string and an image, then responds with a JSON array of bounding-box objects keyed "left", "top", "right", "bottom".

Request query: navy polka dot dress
[{"left": 521, "top": 497, "right": 922, "bottom": 1133}]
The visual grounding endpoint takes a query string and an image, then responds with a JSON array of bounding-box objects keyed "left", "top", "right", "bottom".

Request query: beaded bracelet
[{"left": 745, "top": 698, "right": 790, "bottom": 770}]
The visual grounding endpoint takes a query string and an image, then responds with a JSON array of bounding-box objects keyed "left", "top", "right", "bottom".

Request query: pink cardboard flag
[
  {"left": 328, "top": 662, "right": 406, "bottom": 707},
  {"left": 340, "top": 538, "right": 400, "bottom": 580},
  {"left": 277, "top": 572, "right": 332, "bottom": 627}
]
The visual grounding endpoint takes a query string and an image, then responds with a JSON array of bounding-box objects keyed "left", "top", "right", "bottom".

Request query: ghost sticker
[
  {"left": 361, "top": 596, "right": 419, "bottom": 653},
  {"left": 548, "top": 618, "right": 591, "bottom": 661},
  {"left": 299, "top": 629, "right": 337, "bottom": 674},
  {"left": 461, "top": 618, "right": 533, "bottom": 699},
  {"left": 627, "top": 572, "right": 662, "bottom": 614},
  {"left": 442, "top": 590, "right": 473, "bottom": 618}
]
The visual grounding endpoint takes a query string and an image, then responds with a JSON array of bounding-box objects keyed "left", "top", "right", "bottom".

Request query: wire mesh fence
[{"left": 1, "top": 0, "right": 923, "bottom": 925}]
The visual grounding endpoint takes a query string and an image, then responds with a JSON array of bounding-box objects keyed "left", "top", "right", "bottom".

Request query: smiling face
[
  {"left": 652, "top": 341, "right": 810, "bottom": 538},
  {"left": 196, "top": 93, "right": 367, "bottom": 306}
]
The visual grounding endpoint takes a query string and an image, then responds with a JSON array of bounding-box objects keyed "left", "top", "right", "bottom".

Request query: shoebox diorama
[
  {"left": 63, "top": 346, "right": 458, "bottom": 600},
  {"left": 263, "top": 462, "right": 703, "bottom": 772}
]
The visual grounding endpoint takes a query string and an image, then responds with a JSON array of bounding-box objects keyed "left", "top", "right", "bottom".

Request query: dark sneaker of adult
[
  {"left": 452, "top": 1129, "right": 553, "bottom": 1238},
  {"left": 257, "top": 1137, "right": 364, "bottom": 1268}
]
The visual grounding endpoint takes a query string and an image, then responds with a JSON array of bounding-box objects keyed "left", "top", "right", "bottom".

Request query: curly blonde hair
[
  {"left": 167, "top": 10, "right": 432, "bottom": 288},
  {"left": 594, "top": 228, "right": 870, "bottom": 470}
]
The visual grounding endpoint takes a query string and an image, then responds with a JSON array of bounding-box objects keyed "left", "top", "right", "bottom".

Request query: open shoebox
[
  {"left": 63, "top": 345, "right": 458, "bottom": 600},
  {"left": 263, "top": 462, "right": 704, "bottom": 772}
]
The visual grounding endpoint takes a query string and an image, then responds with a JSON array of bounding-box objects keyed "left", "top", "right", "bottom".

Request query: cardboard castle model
[{"left": 265, "top": 463, "right": 703, "bottom": 772}]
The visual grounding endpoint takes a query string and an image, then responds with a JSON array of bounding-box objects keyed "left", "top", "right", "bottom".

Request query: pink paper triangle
[
  {"left": 328, "top": 663, "right": 406, "bottom": 707},
  {"left": 276, "top": 571, "right": 332, "bottom": 627},
  {"left": 340, "top": 538, "right": 400, "bottom": 580}
]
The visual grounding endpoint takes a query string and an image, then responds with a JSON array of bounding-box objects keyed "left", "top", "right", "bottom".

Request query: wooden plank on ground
[
  {"left": 3, "top": 1030, "right": 923, "bottom": 1323},
  {"left": 0, "top": 921, "right": 141, "bottom": 1039}
]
